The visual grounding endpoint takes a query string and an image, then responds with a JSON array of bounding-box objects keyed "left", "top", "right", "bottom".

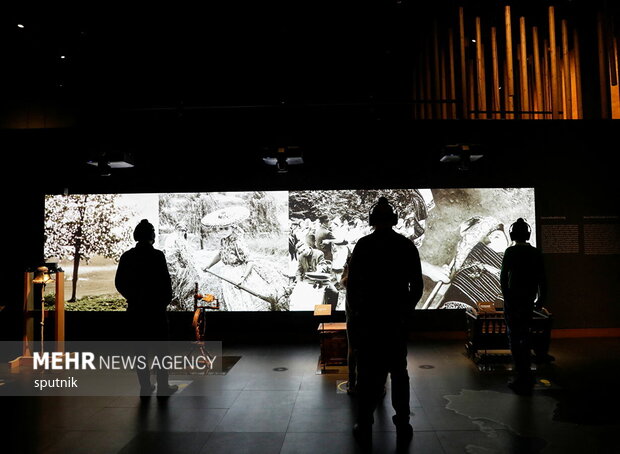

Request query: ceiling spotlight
[
  {"left": 440, "top": 144, "right": 483, "bottom": 170},
  {"left": 87, "top": 151, "right": 135, "bottom": 176},
  {"left": 262, "top": 146, "right": 304, "bottom": 174},
  {"left": 17, "top": 24, "right": 25, "bottom": 29}
]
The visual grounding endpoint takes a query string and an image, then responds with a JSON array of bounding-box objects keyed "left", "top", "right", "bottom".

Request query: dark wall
[{"left": 1, "top": 118, "right": 619, "bottom": 341}]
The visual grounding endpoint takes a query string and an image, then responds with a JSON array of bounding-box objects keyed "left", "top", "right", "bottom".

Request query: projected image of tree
[
  {"left": 44, "top": 194, "right": 133, "bottom": 303},
  {"left": 159, "top": 192, "right": 217, "bottom": 251}
]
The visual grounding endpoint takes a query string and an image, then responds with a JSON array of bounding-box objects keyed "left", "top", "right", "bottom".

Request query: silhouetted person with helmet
[
  {"left": 500, "top": 218, "right": 547, "bottom": 395},
  {"left": 346, "top": 197, "right": 423, "bottom": 451},
  {"left": 115, "top": 219, "right": 178, "bottom": 396}
]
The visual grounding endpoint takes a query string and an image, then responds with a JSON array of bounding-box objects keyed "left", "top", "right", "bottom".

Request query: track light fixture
[
  {"left": 87, "top": 151, "right": 135, "bottom": 176},
  {"left": 262, "top": 146, "right": 304, "bottom": 174},
  {"left": 440, "top": 144, "right": 483, "bottom": 171}
]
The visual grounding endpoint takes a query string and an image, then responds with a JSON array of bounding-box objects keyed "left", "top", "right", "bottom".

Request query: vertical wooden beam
[
  {"left": 475, "top": 17, "right": 487, "bottom": 118},
  {"left": 505, "top": 6, "right": 515, "bottom": 119},
  {"left": 573, "top": 29, "right": 583, "bottom": 118},
  {"left": 529, "top": 48, "right": 536, "bottom": 118},
  {"left": 459, "top": 7, "right": 468, "bottom": 118},
  {"left": 448, "top": 28, "right": 457, "bottom": 119},
  {"left": 519, "top": 17, "right": 530, "bottom": 119},
  {"left": 433, "top": 21, "right": 441, "bottom": 118},
  {"left": 517, "top": 42, "right": 523, "bottom": 118},
  {"left": 441, "top": 48, "right": 448, "bottom": 119},
  {"left": 616, "top": 35, "right": 620, "bottom": 113},
  {"left": 557, "top": 51, "right": 564, "bottom": 118},
  {"left": 481, "top": 41, "right": 487, "bottom": 116},
  {"left": 491, "top": 27, "right": 501, "bottom": 119},
  {"left": 549, "top": 6, "right": 560, "bottom": 118},
  {"left": 608, "top": 20, "right": 618, "bottom": 87},
  {"left": 616, "top": 34, "right": 619, "bottom": 69},
  {"left": 468, "top": 59, "right": 476, "bottom": 118},
  {"left": 532, "top": 26, "right": 544, "bottom": 119},
  {"left": 560, "top": 60, "right": 568, "bottom": 119},
  {"left": 611, "top": 36, "right": 620, "bottom": 119},
  {"left": 597, "top": 12, "right": 609, "bottom": 118},
  {"left": 425, "top": 38, "right": 433, "bottom": 118},
  {"left": 569, "top": 53, "right": 579, "bottom": 118},
  {"left": 561, "top": 20, "right": 573, "bottom": 119},
  {"left": 503, "top": 60, "right": 509, "bottom": 119},
  {"left": 543, "top": 39, "right": 552, "bottom": 119}
]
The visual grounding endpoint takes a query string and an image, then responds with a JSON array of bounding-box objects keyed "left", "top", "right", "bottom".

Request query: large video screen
[{"left": 44, "top": 188, "right": 535, "bottom": 311}]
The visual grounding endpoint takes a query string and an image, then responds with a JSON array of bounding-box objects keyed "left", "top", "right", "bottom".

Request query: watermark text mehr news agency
[
  {"left": 32, "top": 352, "right": 217, "bottom": 390},
  {"left": 33, "top": 351, "right": 218, "bottom": 371}
]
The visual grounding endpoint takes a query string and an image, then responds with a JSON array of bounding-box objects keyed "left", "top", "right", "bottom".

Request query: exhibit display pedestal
[
  {"left": 317, "top": 322, "right": 348, "bottom": 373},
  {"left": 9, "top": 271, "right": 65, "bottom": 370},
  {"left": 465, "top": 308, "right": 552, "bottom": 366}
]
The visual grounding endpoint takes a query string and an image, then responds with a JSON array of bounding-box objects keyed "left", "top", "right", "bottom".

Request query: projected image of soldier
[{"left": 293, "top": 240, "right": 339, "bottom": 310}]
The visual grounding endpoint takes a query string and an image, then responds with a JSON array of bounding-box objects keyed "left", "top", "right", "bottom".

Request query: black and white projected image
[
  {"left": 44, "top": 188, "right": 535, "bottom": 312},
  {"left": 159, "top": 192, "right": 290, "bottom": 311},
  {"left": 416, "top": 188, "right": 536, "bottom": 311},
  {"left": 287, "top": 188, "right": 535, "bottom": 312},
  {"left": 44, "top": 193, "right": 158, "bottom": 310},
  {"left": 287, "top": 189, "right": 435, "bottom": 311}
]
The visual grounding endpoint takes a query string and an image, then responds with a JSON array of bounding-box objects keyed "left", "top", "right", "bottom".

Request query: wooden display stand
[
  {"left": 314, "top": 303, "right": 347, "bottom": 372},
  {"left": 465, "top": 305, "right": 552, "bottom": 365},
  {"left": 9, "top": 271, "right": 65, "bottom": 369},
  {"left": 317, "top": 322, "right": 348, "bottom": 372}
]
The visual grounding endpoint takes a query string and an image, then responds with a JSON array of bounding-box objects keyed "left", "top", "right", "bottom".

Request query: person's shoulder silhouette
[
  {"left": 347, "top": 197, "right": 423, "bottom": 313},
  {"left": 115, "top": 219, "right": 172, "bottom": 312},
  {"left": 501, "top": 218, "right": 546, "bottom": 305}
]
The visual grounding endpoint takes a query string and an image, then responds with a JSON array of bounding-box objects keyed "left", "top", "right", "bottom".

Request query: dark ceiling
[
  {"left": 3, "top": 1, "right": 616, "bottom": 114},
  {"left": 1, "top": 1, "right": 618, "bottom": 194},
  {"left": 4, "top": 1, "right": 416, "bottom": 110}
]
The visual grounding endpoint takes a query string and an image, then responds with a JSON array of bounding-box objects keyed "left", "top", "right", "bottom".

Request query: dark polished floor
[{"left": 2, "top": 337, "right": 620, "bottom": 454}]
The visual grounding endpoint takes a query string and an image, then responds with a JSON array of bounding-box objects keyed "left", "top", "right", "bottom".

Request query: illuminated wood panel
[{"left": 412, "top": 3, "right": 618, "bottom": 119}]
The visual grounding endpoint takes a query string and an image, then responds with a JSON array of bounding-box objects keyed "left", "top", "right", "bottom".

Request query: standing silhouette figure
[
  {"left": 346, "top": 197, "right": 423, "bottom": 451},
  {"left": 500, "top": 218, "right": 547, "bottom": 395},
  {"left": 115, "top": 219, "right": 178, "bottom": 396}
]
